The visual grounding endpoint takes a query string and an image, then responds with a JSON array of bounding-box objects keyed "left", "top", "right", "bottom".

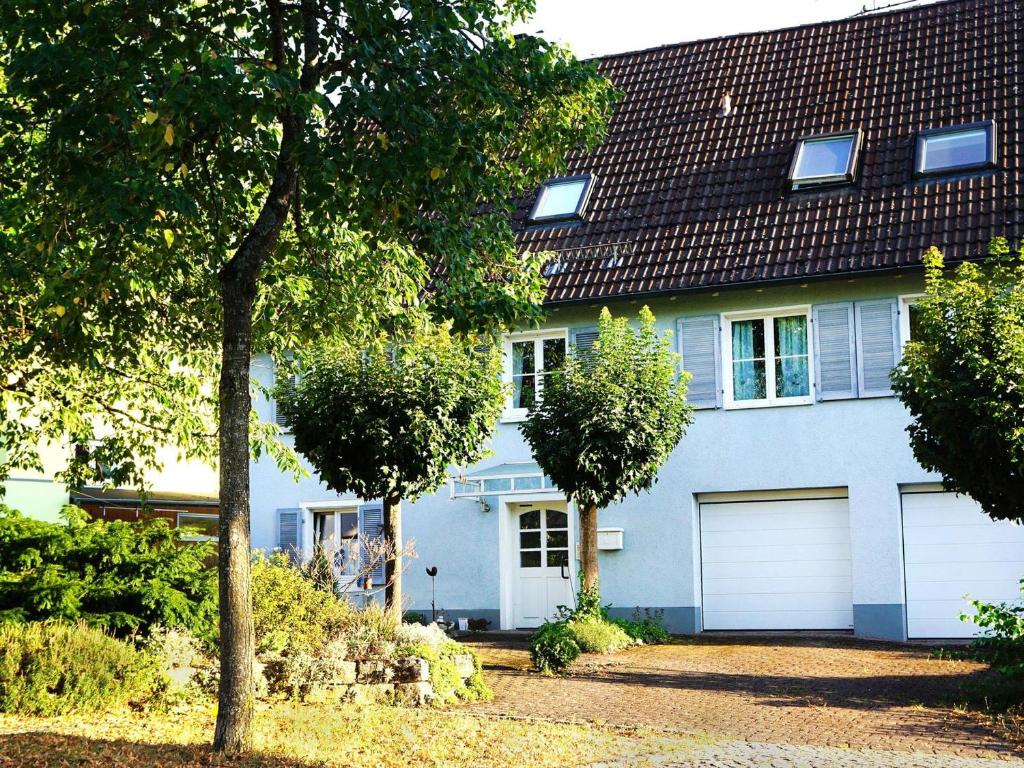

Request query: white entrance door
[
  {"left": 513, "top": 503, "right": 574, "bottom": 628},
  {"left": 700, "top": 496, "right": 854, "bottom": 630},
  {"left": 903, "top": 491, "right": 1024, "bottom": 638}
]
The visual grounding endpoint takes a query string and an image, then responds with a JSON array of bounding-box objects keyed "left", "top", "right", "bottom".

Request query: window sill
[
  {"left": 501, "top": 410, "right": 529, "bottom": 424},
  {"left": 723, "top": 397, "right": 814, "bottom": 410}
]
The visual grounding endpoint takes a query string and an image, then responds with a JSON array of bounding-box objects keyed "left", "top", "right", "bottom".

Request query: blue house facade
[{"left": 249, "top": 0, "right": 1024, "bottom": 642}]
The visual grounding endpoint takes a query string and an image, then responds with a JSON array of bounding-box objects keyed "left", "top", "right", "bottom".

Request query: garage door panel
[
  {"left": 907, "top": 580, "right": 1022, "bottom": 603},
  {"left": 704, "top": 543, "right": 851, "bottom": 563},
  {"left": 904, "top": 522, "right": 1022, "bottom": 546},
  {"left": 907, "top": 542, "right": 1024, "bottom": 564},
  {"left": 908, "top": 598, "right": 983, "bottom": 619},
  {"left": 908, "top": 617, "right": 983, "bottom": 638},
  {"left": 705, "top": 591, "right": 853, "bottom": 612},
  {"left": 702, "top": 526, "right": 850, "bottom": 548},
  {"left": 702, "top": 506, "right": 847, "bottom": 531},
  {"left": 906, "top": 561, "right": 1023, "bottom": 582},
  {"left": 904, "top": 492, "right": 1024, "bottom": 639},
  {"left": 700, "top": 497, "right": 852, "bottom": 631},
  {"left": 705, "top": 610, "right": 854, "bottom": 631},
  {"left": 704, "top": 559, "right": 852, "bottom": 580},
  {"left": 705, "top": 575, "right": 851, "bottom": 596}
]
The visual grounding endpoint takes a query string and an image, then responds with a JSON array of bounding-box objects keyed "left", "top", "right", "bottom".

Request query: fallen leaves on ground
[{"left": 0, "top": 702, "right": 697, "bottom": 768}]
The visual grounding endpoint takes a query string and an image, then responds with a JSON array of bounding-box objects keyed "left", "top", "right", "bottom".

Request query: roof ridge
[{"left": 586, "top": 0, "right": 976, "bottom": 63}]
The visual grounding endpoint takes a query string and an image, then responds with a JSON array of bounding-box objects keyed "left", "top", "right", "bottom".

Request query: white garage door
[
  {"left": 903, "top": 491, "right": 1024, "bottom": 639},
  {"left": 700, "top": 497, "right": 853, "bottom": 630}
]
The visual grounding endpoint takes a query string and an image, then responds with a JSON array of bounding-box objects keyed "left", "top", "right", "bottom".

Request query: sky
[{"left": 513, "top": 0, "right": 942, "bottom": 58}]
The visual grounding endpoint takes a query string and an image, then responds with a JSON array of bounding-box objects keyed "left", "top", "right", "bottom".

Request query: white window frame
[
  {"left": 898, "top": 293, "right": 925, "bottom": 352},
  {"left": 721, "top": 305, "right": 815, "bottom": 409},
  {"left": 502, "top": 328, "right": 569, "bottom": 422},
  {"left": 299, "top": 500, "right": 366, "bottom": 590}
]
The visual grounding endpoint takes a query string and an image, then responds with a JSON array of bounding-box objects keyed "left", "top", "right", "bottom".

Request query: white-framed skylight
[
  {"left": 528, "top": 174, "right": 596, "bottom": 223},
  {"left": 788, "top": 130, "right": 862, "bottom": 190},
  {"left": 915, "top": 121, "right": 996, "bottom": 176}
]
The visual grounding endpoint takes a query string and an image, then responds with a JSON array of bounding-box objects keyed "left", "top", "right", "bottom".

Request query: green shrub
[
  {"left": 397, "top": 637, "right": 491, "bottom": 703},
  {"left": 0, "top": 621, "right": 159, "bottom": 715},
  {"left": 529, "top": 620, "right": 581, "bottom": 674},
  {"left": 567, "top": 615, "right": 631, "bottom": 654},
  {"left": 0, "top": 506, "right": 217, "bottom": 644},
  {"left": 963, "top": 584, "right": 1024, "bottom": 676},
  {"left": 251, "top": 551, "right": 353, "bottom": 654},
  {"left": 610, "top": 608, "right": 670, "bottom": 645}
]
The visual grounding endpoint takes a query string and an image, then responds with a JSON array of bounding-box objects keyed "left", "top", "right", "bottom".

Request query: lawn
[{"left": 0, "top": 703, "right": 698, "bottom": 768}]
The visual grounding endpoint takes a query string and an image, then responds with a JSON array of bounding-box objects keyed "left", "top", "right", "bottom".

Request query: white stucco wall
[{"left": 249, "top": 272, "right": 935, "bottom": 637}]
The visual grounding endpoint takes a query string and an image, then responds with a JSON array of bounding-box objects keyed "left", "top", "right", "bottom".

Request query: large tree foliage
[
  {"left": 892, "top": 239, "right": 1024, "bottom": 521},
  {"left": 0, "top": 0, "right": 614, "bottom": 751},
  {"left": 521, "top": 307, "right": 692, "bottom": 592},
  {"left": 278, "top": 323, "right": 505, "bottom": 613}
]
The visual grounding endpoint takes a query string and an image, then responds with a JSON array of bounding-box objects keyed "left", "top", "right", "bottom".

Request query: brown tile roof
[{"left": 518, "top": 0, "right": 1024, "bottom": 304}]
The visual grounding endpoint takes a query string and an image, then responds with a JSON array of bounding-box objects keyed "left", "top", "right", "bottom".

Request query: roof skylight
[
  {"left": 788, "top": 130, "right": 862, "bottom": 190},
  {"left": 915, "top": 121, "right": 996, "bottom": 176},
  {"left": 529, "top": 175, "right": 595, "bottom": 223}
]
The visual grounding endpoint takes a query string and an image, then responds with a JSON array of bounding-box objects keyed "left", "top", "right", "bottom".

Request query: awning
[{"left": 449, "top": 462, "right": 557, "bottom": 498}]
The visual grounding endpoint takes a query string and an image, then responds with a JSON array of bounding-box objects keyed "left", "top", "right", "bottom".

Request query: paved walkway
[
  {"left": 590, "top": 741, "right": 1023, "bottom": 767},
  {"left": 464, "top": 634, "right": 1022, "bottom": 763}
]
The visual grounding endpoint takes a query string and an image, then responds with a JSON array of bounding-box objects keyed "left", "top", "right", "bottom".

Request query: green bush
[
  {"left": 963, "top": 583, "right": 1024, "bottom": 676},
  {"left": 397, "top": 636, "right": 492, "bottom": 703},
  {"left": 0, "top": 621, "right": 159, "bottom": 715},
  {"left": 0, "top": 506, "right": 217, "bottom": 644},
  {"left": 251, "top": 551, "right": 353, "bottom": 654},
  {"left": 610, "top": 608, "right": 670, "bottom": 645},
  {"left": 567, "top": 615, "right": 631, "bottom": 654},
  {"left": 529, "top": 620, "right": 581, "bottom": 674}
]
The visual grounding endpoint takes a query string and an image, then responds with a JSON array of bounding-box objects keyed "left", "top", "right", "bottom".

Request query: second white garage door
[
  {"left": 700, "top": 496, "right": 853, "bottom": 630},
  {"left": 903, "top": 491, "right": 1024, "bottom": 639}
]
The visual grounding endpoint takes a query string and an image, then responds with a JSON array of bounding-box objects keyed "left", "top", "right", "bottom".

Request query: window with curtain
[{"left": 727, "top": 311, "right": 811, "bottom": 406}]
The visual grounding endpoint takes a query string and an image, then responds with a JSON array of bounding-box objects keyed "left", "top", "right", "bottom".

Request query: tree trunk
[
  {"left": 213, "top": 275, "right": 258, "bottom": 754},
  {"left": 212, "top": 0, "right": 317, "bottom": 754},
  {"left": 383, "top": 492, "right": 402, "bottom": 616},
  {"left": 578, "top": 501, "right": 599, "bottom": 593}
]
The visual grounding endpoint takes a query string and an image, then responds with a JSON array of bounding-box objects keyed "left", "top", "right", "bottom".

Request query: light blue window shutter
[
  {"left": 677, "top": 315, "right": 722, "bottom": 409},
  {"left": 359, "top": 503, "right": 386, "bottom": 588},
  {"left": 274, "top": 370, "right": 297, "bottom": 431},
  {"left": 277, "top": 508, "right": 303, "bottom": 561},
  {"left": 570, "top": 326, "right": 600, "bottom": 364},
  {"left": 855, "top": 299, "right": 899, "bottom": 397},
  {"left": 570, "top": 326, "right": 599, "bottom": 353},
  {"left": 812, "top": 303, "right": 857, "bottom": 400}
]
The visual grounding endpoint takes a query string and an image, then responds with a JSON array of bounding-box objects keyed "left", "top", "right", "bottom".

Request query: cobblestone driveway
[{"left": 465, "top": 634, "right": 1022, "bottom": 764}]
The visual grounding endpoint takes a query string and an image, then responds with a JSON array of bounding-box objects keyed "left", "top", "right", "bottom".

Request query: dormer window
[
  {"left": 788, "top": 130, "right": 862, "bottom": 190},
  {"left": 915, "top": 121, "right": 996, "bottom": 176},
  {"left": 528, "top": 174, "right": 595, "bottom": 223}
]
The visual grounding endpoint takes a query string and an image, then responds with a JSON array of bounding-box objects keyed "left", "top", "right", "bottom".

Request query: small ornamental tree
[
  {"left": 277, "top": 324, "right": 505, "bottom": 614},
  {"left": 521, "top": 307, "right": 692, "bottom": 594},
  {"left": 892, "top": 238, "right": 1024, "bottom": 521}
]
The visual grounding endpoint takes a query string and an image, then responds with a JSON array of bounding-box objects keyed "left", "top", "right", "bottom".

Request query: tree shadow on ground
[
  {"left": 595, "top": 666, "right": 993, "bottom": 707},
  {"left": 0, "top": 732, "right": 324, "bottom": 768}
]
